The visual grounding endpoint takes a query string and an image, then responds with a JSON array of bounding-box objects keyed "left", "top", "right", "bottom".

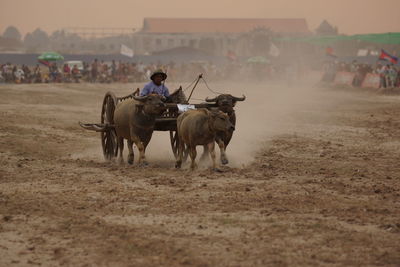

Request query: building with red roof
[
  {"left": 141, "top": 18, "right": 309, "bottom": 34},
  {"left": 132, "top": 18, "right": 310, "bottom": 56}
]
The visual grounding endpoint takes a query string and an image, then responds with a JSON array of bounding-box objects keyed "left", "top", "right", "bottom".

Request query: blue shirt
[{"left": 140, "top": 81, "right": 170, "bottom": 97}]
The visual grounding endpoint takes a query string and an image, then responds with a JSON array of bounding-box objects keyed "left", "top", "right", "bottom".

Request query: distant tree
[
  {"left": 316, "top": 20, "right": 338, "bottom": 36},
  {"left": 3, "top": 25, "right": 22, "bottom": 41},
  {"left": 68, "top": 33, "right": 82, "bottom": 42},
  {"left": 50, "top": 29, "right": 66, "bottom": 40},
  {"left": 24, "top": 28, "right": 50, "bottom": 49},
  {"left": 51, "top": 30, "right": 82, "bottom": 42},
  {"left": 50, "top": 29, "right": 88, "bottom": 52}
]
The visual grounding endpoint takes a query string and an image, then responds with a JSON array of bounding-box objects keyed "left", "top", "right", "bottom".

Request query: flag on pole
[
  {"left": 379, "top": 49, "right": 398, "bottom": 64},
  {"left": 120, "top": 44, "right": 134, "bottom": 58},
  {"left": 269, "top": 43, "right": 280, "bottom": 57}
]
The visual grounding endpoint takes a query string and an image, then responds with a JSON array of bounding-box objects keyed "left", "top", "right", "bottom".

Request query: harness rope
[
  {"left": 200, "top": 76, "right": 224, "bottom": 95},
  {"left": 184, "top": 74, "right": 224, "bottom": 102},
  {"left": 183, "top": 76, "right": 198, "bottom": 92}
]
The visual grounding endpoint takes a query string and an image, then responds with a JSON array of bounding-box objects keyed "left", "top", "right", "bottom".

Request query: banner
[
  {"left": 357, "top": 49, "right": 368, "bottom": 56},
  {"left": 334, "top": 72, "right": 355, "bottom": 86},
  {"left": 120, "top": 44, "right": 134, "bottom": 58},
  {"left": 361, "top": 73, "right": 380, "bottom": 89}
]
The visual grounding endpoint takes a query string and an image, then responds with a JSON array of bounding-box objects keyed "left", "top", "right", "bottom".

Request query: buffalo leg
[
  {"left": 199, "top": 145, "right": 209, "bottom": 163},
  {"left": 217, "top": 139, "right": 228, "bottom": 165},
  {"left": 131, "top": 136, "right": 147, "bottom": 166},
  {"left": 129, "top": 127, "right": 147, "bottom": 166},
  {"left": 175, "top": 138, "right": 184, "bottom": 169},
  {"left": 118, "top": 137, "right": 124, "bottom": 164},
  {"left": 189, "top": 146, "right": 198, "bottom": 170},
  {"left": 127, "top": 140, "right": 134, "bottom": 165},
  {"left": 137, "top": 141, "right": 147, "bottom": 166},
  {"left": 208, "top": 142, "right": 217, "bottom": 169}
]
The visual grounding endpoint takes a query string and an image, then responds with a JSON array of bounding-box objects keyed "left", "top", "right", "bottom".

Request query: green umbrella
[
  {"left": 38, "top": 52, "right": 64, "bottom": 61},
  {"left": 247, "top": 56, "right": 269, "bottom": 64}
]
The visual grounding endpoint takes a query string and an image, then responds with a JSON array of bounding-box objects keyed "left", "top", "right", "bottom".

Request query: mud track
[{"left": 0, "top": 83, "right": 399, "bottom": 266}]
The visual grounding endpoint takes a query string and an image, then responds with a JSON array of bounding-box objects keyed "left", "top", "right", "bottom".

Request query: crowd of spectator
[
  {"left": 1, "top": 58, "right": 312, "bottom": 85},
  {"left": 322, "top": 60, "right": 400, "bottom": 88},
  {"left": 0, "top": 59, "right": 224, "bottom": 84}
]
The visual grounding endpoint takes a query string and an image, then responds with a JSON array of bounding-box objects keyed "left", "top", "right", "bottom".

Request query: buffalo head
[
  {"left": 205, "top": 94, "right": 246, "bottom": 113},
  {"left": 209, "top": 110, "right": 235, "bottom": 133},
  {"left": 133, "top": 94, "right": 166, "bottom": 115},
  {"left": 168, "top": 86, "right": 188, "bottom": 104}
]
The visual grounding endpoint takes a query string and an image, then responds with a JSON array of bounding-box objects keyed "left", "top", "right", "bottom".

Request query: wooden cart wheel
[
  {"left": 101, "top": 92, "right": 118, "bottom": 160},
  {"left": 170, "top": 130, "right": 179, "bottom": 158}
]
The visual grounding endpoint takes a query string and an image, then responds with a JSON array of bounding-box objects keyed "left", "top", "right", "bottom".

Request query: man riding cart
[{"left": 140, "top": 69, "right": 170, "bottom": 100}]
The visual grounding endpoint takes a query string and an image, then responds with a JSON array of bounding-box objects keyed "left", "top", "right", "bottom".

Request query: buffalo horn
[
  {"left": 79, "top": 122, "right": 107, "bottom": 132},
  {"left": 205, "top": 96, "right": 217, "bottom": 102},
  {"left": 233, "top": 95, "right": 246, "bottom": 101},
  {"left": 133, "top": 95, "right": 148, "bottom": 101}
]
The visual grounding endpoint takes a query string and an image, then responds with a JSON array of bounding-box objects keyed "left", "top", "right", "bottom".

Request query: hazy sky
[{"left": 1, "top": 0, "right": 399, "bottom": 36}]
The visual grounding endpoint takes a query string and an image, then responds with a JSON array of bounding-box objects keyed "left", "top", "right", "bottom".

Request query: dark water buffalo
[
  {"left": 114, "top": 94, "right": 166, "bottom": 165},
  {"left": 167, "top": 86, "right": 188, "bottom": 104},
  {"left": 202, "top": 94, "right": 246, "bottom": 164},
  {"left": 175, "top": 109, "right": 235, "bottom": 170}
]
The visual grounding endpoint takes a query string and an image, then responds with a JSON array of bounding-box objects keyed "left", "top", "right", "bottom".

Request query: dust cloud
[{"left": 143, "top": 79, "right": 340, "bottom": 168}]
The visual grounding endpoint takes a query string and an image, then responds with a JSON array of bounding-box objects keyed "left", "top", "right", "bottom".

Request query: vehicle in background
[
  {"left": 64, "top": 60, "right": 84, "bottom": 82},
  {"left": 65, "top": 60, "right": 84, "bottom": 72}
]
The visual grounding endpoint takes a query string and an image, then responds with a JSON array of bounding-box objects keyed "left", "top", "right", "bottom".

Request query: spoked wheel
[
  {"left": 170, "top": 130, "right": 188, "bottom": 161},
  {"left": 101, "top": 92, "right": 118, "bottom": 161},
  {"left": 170, "top": 130, "right": 179, "bottom": 158}
]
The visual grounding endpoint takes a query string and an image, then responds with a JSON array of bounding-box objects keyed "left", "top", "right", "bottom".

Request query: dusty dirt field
[{"left": 0, "top": 81, "right": 399, "bottom": 266}]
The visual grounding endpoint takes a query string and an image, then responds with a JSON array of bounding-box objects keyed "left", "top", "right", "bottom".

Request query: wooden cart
[{"left": 80, "top": 89, "right": 216, "bottom": 161}]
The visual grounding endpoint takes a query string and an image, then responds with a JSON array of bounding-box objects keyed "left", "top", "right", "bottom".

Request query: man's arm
[
  {"left": 163, "top": 85, "right": 170, "bottom": 97},
  {"left": 140, "top": 83, "right": 150, "bottom": 96}
]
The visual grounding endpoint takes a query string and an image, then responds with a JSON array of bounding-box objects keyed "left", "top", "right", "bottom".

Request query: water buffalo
[
  {"left": 175, "top": 109, "right": 235, "bottom": 170},
  {"left": 114, "top": 94, "right": 166, "bottom": 165},
  {"left": 202, "top": 94, "right": 246, "bottom": 164}
]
